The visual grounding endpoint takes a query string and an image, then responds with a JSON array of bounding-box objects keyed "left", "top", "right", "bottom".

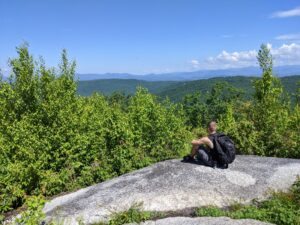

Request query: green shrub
[
  {"left": 92, "top": 204, "right": 156, "bottom": 225},
  {"left": 0, "top": 45, "right": 191, "bottom": 214},
  {"left": 196, "top": 179, "right": 300, "bottom": 225},
  {"left": 14, "top": 196, "right": 46, "bottom": 225},
  {"left": 108, "top": 206, "right": 151, "bottom": 225},
  {"left": 196, "top": 206, "right": 226, "bottom": 217}
]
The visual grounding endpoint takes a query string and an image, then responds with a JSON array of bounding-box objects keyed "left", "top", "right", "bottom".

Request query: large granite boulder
[
  {"left": 127, "top": 217, "right": 273, "bottom": 225},
  {"left": 43, "top": 155, "right": 300, "bottom": 224}
]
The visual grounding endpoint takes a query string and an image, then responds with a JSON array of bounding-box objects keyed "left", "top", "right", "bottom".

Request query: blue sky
[{"left": 0, "top": 0, "right": 300, "bottom": 74}]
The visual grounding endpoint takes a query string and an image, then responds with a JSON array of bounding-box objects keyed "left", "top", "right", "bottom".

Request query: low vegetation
[
  {"left": 0, "top": 43, "right": 299, "bottom": 223},
  {"left": 14, "top": 196, "right": 46, "bottom": 225},
  {"left": 92, "top": 204, "right": 164, "bottom": 225},
  {"left": 196, "top": 178, "right": 300, "bottom": 225}
]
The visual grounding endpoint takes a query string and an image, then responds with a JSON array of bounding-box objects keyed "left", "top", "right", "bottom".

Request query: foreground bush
[
  {"left": 0, "top": 45, "right": 191, "bottom": 214},
  {"left": 92, "top": 204, "right": 155, "bottom": 225},
  {"left": 196, "top": 179, "right": 300, "bottom": 225}
]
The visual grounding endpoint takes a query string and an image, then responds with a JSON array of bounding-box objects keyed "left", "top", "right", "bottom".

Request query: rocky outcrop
[
  {"left": 43, "top": 155, "right": 300, "bottom": 224},
  {"left": 127, "top": 217, "right": 273, "bottom": 225}
]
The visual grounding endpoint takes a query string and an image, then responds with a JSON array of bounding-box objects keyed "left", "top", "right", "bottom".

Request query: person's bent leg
[
  {"left": 182, "top": 144, "right": 199, "bottom": 162},
  {"left": 196, "top": 148, "right": 215, "bottom": 167},
  {"left": 190, "top": 143, "right": 199, "bottom": 158},
  {"left": 197, "top": 148, "right": 210, "bottom": 162},
  {"left": 187, "top": 137, "right": 214, "bottom": 161}
]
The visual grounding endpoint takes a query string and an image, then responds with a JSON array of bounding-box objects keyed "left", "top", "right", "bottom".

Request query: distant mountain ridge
[
  {"left": 77, "top": 75, "right": 300, "bottom": 102},
  {"left": 77, "top": 65, "right": 300, "bottom": 81},
  {"left": 78, "top": 79, "right": 177, "bottom": 96}
]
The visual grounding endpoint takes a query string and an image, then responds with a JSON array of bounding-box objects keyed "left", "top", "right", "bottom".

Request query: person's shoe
[
  {"left": 206, "top": 160, "right": 217, "bottom": 168},
  {"left": 217, "top": 163, "right": 228, "bottom": 169},
  {"left": 183, "top": 155, "right": 194, "bottom": 162},
  {"left": 211, "top": 161, "right": 217, "bottom": 169}
]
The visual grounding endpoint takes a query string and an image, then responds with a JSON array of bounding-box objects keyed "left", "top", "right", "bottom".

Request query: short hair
[{"left": 207, "top": 120, "right": 217, "bottom": 128}]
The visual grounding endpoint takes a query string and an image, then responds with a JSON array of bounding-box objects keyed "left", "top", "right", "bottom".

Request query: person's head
[{"left": 207, "top": 121, "right": 217, "bottom": 134}]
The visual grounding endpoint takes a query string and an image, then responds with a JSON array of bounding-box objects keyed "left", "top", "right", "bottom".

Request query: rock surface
[
  {"left": 43, "top": 155, "right": 300, "bottom": 224},
  {"left": 127, "top": 217, "right": 273, "bottom": 225}
]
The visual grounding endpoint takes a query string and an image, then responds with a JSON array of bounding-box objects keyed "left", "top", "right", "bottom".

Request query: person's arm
[
  {"left": 191, "top": 139, "right": 203, "bottom": 145},
  {"left": 192, "top": 137, "right": 213, "bottom": 149}
]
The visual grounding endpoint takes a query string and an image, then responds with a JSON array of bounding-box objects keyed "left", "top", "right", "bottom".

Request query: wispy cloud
[
  {"left": 221, "top": 34, "right": 234, "bottom": 39},
  {"left": 190, "top": 43, "right": 300, "bottom": 70},
  {"left": 275, "top": 33, "right": 300, "bottom": 41},
  {"left": 271, "top": 6, "right": 300, "bottom": 18}
]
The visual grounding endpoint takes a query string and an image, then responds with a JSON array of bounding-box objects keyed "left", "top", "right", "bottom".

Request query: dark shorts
[{"left": 196, "top": 147, "right": 212, "bottom": 165}]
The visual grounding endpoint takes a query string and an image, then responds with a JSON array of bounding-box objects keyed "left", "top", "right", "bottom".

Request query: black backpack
[{"left": 212, "top": 133, "right": 236, "bottom": 165}]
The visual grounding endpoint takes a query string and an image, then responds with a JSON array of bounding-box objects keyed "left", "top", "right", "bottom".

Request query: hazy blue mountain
[
  {"left": 78, "top": 79, "right": 178, "bottom": 96},
  {"left": 77, "top": 65, "right": 300, "bottom": 81},
  {"left": 77, "top": 73, "right": 137, "bottom": 81}
]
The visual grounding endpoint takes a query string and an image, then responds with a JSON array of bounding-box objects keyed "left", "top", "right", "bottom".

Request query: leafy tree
[
  {"left": 182, "top": 92, "right": 207, "bottom": 128},
  {"left": 181, "top": 82, "right": 244, "bottom": 129},
  {"left": 8, "top": 43, "right": 39, "bottom": 118},
  {"left": 205, "top": 82, "right": 244, "bottom": 122},
  {"left": 254, "top": 44, "right": 282, "bottom": 102},
  {"left": 296, "top": 81, "right": 300, "bottom": 105}
]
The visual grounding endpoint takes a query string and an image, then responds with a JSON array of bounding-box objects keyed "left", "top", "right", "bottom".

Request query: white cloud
[
  {"left": 191, "top": 43, "right": 300, "bottom": 70},
  {"left": 204, "top": 49, "right": 258, "bottom": 69},
  {"left": 275, "top": 33, "right": 300, "bottom": 41},
  {"left": 271, "top": 6, "right": 300, "bottom": 18},
  {"left": 271, "top": 43, "right": 300, "bottom": 65},
  {"left": 190, "top": 59, "right": 200, "bottom": 68}
]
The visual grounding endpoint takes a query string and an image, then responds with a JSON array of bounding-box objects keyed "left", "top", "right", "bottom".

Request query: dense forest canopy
[
  {"left": 77, "top": 76, "right": 300, "bottom": 102},
  {"left": 0, "top": 44, "right": 299, "bottom": 222}
]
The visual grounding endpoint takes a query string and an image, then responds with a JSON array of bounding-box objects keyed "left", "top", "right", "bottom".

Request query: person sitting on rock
[{"left": 183, "top": 120, "right": 218, "bottom": 167}]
